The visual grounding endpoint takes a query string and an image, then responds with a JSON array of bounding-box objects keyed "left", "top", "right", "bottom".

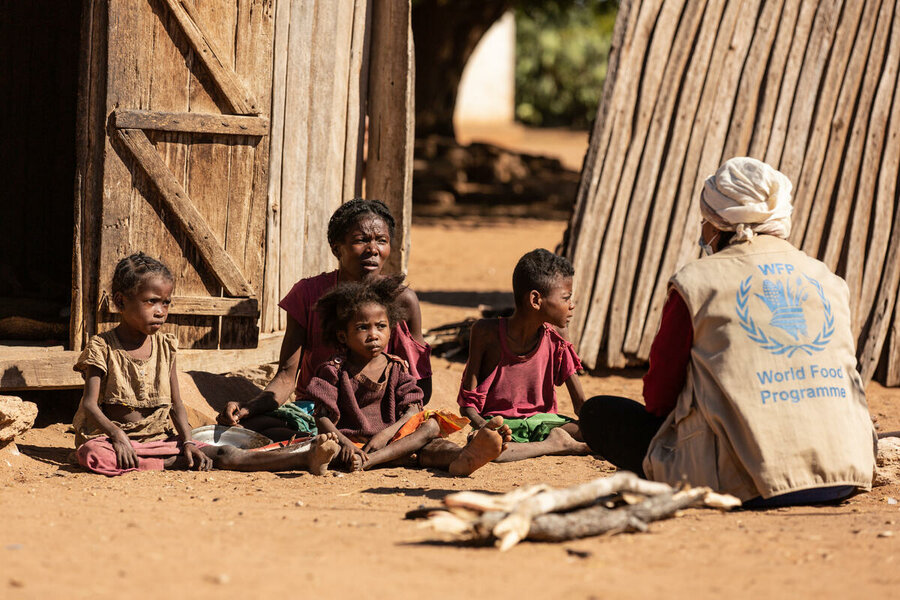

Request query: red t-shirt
[
  {"left": 642, "top": 289, "right": 693, "bottom": 417},
  {"left": 457, "top": 318, "right": 582, "bottom": 418},
  {"left": 278, "top": 271, "right": 432, "bottom": 394}
]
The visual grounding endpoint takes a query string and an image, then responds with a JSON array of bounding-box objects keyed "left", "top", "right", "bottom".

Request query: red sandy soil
[{"left": 2, "top": 219, "right": 899, "bottom": 600}]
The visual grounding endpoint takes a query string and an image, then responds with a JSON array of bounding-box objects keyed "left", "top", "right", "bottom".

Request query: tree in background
[
  {"left": 515, "top": 1, "right": 617, "bottom": 129},
  {"left": 412, "top": 0, "right": 511, "bottom": 138},
  {"left": 412, "top": 0, "right": 617, "bottom": 139}
]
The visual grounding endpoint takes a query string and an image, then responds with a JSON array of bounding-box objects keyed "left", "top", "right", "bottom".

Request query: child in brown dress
[
  {"left": 74, "top": 252, "right": 340, "bottom": 476},
  {"left": 310, "top": 275, "right": 508, "bottom": 474}
]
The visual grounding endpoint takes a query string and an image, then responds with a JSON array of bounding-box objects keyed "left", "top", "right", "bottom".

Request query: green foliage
[{"left": 515, "top": 0, "right": 617, "bottom": 129}]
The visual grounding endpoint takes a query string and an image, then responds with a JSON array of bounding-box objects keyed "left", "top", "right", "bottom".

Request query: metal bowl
[{"left": 190, "top": 425, "right": 273, "bottom": 449}]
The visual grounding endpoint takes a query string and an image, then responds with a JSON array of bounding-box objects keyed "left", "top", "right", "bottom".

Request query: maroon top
[
  {"left": 306, "top": 355, "right": 424, "bottom": 439},
  {"left": 642, "top": 290, "right": 693, "bottom": 417},
  {"left": 457, "top": 318, "right": 582, "bottom": 418},
  {"left": 278, "top": 271, "right": 432, "bottom": 393}
]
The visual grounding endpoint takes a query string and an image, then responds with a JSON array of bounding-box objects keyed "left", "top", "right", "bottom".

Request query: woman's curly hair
[
  {"left": 327, "top": 198, "right": 396, "bottom": 249},
  {"left": 315, "top": 274, "right": 408, "bottom": 347}
]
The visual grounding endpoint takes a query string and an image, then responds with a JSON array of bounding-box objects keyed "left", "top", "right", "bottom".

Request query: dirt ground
[
  {"left": 2, "top": 218, "right": 900, "bottom": 600},
  {"left": 456, "top": 122, "right": 590, "bottom": 171}
]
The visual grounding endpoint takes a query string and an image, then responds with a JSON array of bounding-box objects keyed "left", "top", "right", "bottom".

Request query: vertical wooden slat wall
[
  {"left": 365, "top": 0, "right": 415, "bottom": 276},
  {"left": 263, "top": 0, "right": 413, "bottom": 333},
  {"left": 263, "top": 0, "right": 369, "bottom": 333},
  {"left": 565, "top": 0, "right": 900, "bottom": 385}
]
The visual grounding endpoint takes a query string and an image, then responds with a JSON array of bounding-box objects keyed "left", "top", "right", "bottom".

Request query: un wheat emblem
[{"left": 736, "top": 274, "right": 834, "bottom": 357}]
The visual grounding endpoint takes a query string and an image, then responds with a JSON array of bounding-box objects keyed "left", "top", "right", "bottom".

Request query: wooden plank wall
[
  {"left": 263, "top": 0, "right": 371, "bottom": 333},
  {"left": 565, "top": 0, "right": 900, "bottom": 385},
  {"left": 263, "top": 0, "right": 413, "bottom": 332},
  {"left": 365, "top": 0, "right": 415, "bottom": 276}
]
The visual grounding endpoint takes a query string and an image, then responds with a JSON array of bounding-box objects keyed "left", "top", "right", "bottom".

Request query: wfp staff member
[{"left": 580, "top": 157, "right": 876, "bottom": 507}]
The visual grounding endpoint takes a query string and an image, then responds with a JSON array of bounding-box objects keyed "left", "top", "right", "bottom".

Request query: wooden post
[{"left": 365, "top": 0, "right": 414, "bottom": 275}]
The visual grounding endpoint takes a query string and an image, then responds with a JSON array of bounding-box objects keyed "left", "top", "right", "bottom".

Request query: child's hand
[
  {"left": 218, "top": 402, "right": 249, "bottom": 426},
  {"left": 362, "top": 432, "right": 390, "bottom": 453},
  {"left": 111, "top": 431, "right": 139, "bottom": 470},
  {"left": 182, "top": 443, "right": 212, "bottom": 471},
  {"left": 339, "top": 439, "right": 367, "bottom": 468}
]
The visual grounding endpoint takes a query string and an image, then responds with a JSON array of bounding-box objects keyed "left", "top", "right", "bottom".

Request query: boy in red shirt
[{"left": 457, "top": 249, "right": 590, "bottom": 461}]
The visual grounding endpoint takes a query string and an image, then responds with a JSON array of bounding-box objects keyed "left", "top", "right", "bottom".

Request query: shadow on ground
[{"left": 417, "top": 291, "right": 513, "bottom": 309}]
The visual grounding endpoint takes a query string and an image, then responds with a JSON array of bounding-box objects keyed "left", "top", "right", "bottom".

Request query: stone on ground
[
  {"left": 875, "top": 436, "right": 900, "bottom": 486},
  {"left": 0, "top": 395, "right": 38, "bottom": 444}
]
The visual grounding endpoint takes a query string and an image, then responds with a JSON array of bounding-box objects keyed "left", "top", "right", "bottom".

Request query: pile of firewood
[{"left": 414, "top": 472, "right": 740, "bottom": 550}]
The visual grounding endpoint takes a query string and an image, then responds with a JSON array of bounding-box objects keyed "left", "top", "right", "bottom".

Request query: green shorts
[
  {"left": 499, "top": 413, "right": 575, "bottom": 443},
  {"left": 264, "top": 400, "right": 317, "bottom": 434}
]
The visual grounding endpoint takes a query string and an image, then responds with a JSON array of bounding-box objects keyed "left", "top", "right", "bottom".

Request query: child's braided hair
[
  {"left": 512, "top": 249, "right": 574, "bottom": 307},
  {"left": 111, "top": 252, "right": 174, "bottom": 306},
  {"left": 327, "top": 198, "right": 396, "bottom": 249},
  {"left": 315, "top": 275, "right": 408, "bottom": 348}
]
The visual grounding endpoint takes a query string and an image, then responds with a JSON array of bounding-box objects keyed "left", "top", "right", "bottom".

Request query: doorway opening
[{"left": 0, "top": 0, "right": 82, "bottom": 348}]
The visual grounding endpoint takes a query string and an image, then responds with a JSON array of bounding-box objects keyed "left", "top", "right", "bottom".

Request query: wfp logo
[
  {"left": 735, "top": 270, "right": 834, "bottom": 357},
  {"left": 758, "top": 279, "right": 807, "bottom": 340}
]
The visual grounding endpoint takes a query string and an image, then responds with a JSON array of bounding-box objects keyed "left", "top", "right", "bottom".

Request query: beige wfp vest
[{"left": 643, "top": 235, "right": 876, "bottom": 501}]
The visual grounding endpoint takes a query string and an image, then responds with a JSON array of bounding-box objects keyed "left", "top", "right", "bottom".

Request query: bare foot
[
  {"left": 484, "top": 416, "right": 513, "bottom": 451},
  {"left": 546, "top": 427, "right": 591, "bottom": 455},
  {"left": 350, "top": 452, "right": 366, "bottom": 472},
  {"left": 449, "top": 425, "right": 503, "bottom": 476},
  {"left": 308, "top": 433, "right": 340, "bottom": 476}
]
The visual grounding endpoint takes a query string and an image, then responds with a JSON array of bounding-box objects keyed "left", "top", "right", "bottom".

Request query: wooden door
[{"left": 87, "top": 0, "right": 274, "bottom": 350}]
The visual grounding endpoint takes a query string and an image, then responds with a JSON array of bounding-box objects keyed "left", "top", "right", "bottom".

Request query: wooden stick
[
  {"left": 605, "top": 0, "right": 703, "bottom": 367},
  {"left": 637, "top": 0, "right": 747, "bottom": 356},
  {"left": 746, "top": 0, "right": 803, "bottom": 158},
  {"left": 343, "top": 0, "right": 371, "bottom": 202},
  {"left": 820, "top": 2, "right": 897, "bottom": 272},
  {"left": 789, "top": 0, "right": 879, "bottom": 247},
  {"left": 720, "top": 0, "right": 786, "bottom": 159},
  {"left": 888, "top": 301, "right": 900, "bottom": 385},
  {"left": 115, "top": 128, "right": 254, "bottom": 297},
  {"left": 566, "top": 0, "right": 659, "bottom": 363},
  {"left": 761, "top": 0, "right": 819, "bottom": 166},
  {"left": 428, "top": 482, "right": 739, "bottom": 549},
  {"left": 776, "top": 0, "right": 845, "bottom": 186},
  {"left": 857, "top": 194, "right": 900, "bottom": 383},
  {"left": 569, "top": 0, "right": 666, "bottom": 367},
  {"left": 800, "top": 0, "right": 895, "bottom": 259},
  {"left": 525, "top": 488, "right": 709, "bottom": 543},
  {"left": 114, "top": 109, "right": 268, "bottom": 136},
  {"left": 674, "top": 0, "right": 764, "bottom": 272},
  {"left": 366, "top": 0, "right": 415, "bottom": 274},
  {"left": 261, "top": 0, "right": 291, "bottom": 333},
  {"left": 625, "top": 0, "right": 728, "bottom": 355},
  {"left": 845, "top": 6, "right": 900, "bottom": 333},
  {"left": 301, "top": 0, "right": 352, "bottom": 277},
  {"left": 491, "top": 473, "right": 674, "bottom": 550},
  {"left": 565, "top": 0, "right": 635, "bottom": 262}
]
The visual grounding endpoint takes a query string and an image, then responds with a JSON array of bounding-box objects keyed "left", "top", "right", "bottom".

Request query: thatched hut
[{"left": 0, "top": 0, "right": 414, "bottom": 390}]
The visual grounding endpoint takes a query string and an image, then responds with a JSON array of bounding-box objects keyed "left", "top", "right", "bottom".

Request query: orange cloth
[
  {"left": 348, "top": 410, "right": 469, "bottom": 448},
  {"left": 391, "top": 410, "right": 468, "bottom": 442}
]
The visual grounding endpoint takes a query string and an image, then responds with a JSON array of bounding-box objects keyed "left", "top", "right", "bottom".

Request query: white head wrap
[{"left": 700, "top": 157, "right": 793, "bottom": 242}]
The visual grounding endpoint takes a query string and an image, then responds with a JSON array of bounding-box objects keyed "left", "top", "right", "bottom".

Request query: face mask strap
[{"left": 698, "top": 231, "right": 719, "bottom": 256}]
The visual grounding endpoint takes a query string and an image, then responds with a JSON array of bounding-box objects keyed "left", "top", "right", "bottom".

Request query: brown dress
[
  {"left": 72, "top": 330, "right": 178, "bottom": 447},
  {"left": 307, "top": 354, "right": 424, "bottom": 440}
]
